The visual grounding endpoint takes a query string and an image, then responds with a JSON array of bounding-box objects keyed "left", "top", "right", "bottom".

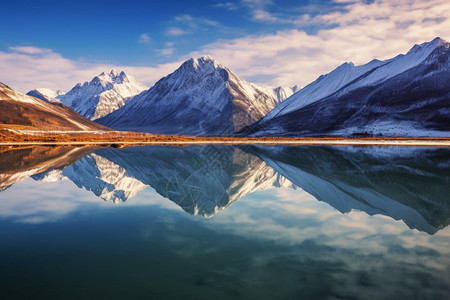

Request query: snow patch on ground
[{"left": 332, "top": 121, "right": 450, "bottom": 137}]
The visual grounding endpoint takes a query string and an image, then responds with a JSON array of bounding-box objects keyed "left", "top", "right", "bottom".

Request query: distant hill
[{"left": 0, "top": 82, "right": 110, "bottom": 131}]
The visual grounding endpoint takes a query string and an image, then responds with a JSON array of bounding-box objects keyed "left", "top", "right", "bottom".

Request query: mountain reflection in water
[{"left": 1, "top": 144, "right": 448, "bottom": 234}]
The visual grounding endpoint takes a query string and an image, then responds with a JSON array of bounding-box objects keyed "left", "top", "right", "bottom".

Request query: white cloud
[
  {"left": 241, "top": 0, "right": 280, "bottom": 22},
  {"left": 213, "top": 2, "right": 238, "bottom": 10},
  {"left": 138, "top": 33, "right": 151, "bottom": 44},
  {"left": 0, "top": 46, "right": 182, "bottom": 93},
  {"left": 166, "top": 14, "right": 221, "bottom": 36},
  {"left": 8, "top": 46, "right": 53, "bottom": 55},
  {"left": 0, "top": 177, "right": 181, "bottom": 224},
  {"left": 157, "top": 47, "right": 175, "bottom": 56},
  {"left": 1, "top": 0, "right": 448, "bottom": 92},
  {"left": 189, "top": 0, "right": 450, "bottom": 86},
  {"left": 166, "top": 27, "right": 188, "bottom": 36}
]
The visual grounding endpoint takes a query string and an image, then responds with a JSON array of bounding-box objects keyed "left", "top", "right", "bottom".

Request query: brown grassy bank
[{"left": 0, "top": 129, "right": 449, "bottom": 147}]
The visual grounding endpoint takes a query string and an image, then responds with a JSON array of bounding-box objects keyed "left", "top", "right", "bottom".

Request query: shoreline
[
  {"left": 1, "top": 130, "right": 449, "bottom": 147},
  {"left": 1, "top": 138, "right": 449, "bottom": 147}
]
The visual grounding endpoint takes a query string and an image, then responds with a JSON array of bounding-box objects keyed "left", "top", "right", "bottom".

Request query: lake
[{"left": 0, "top": 145, "right": 449, "bottom": 299}]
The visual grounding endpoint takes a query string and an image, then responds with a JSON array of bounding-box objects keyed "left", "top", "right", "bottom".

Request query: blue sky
[
  {"left": 2, "top": 0, "right": 339, "bottom": 65},
  {"left": 1, "top": 0, "right": 449, "bottom": 92}
]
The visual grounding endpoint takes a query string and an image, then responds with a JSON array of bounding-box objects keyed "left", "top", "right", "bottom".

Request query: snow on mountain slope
[
  {"left": 259, "top": 85, "right": 300, "bottom": 103},
  {"left": 59, "top": 70, "right": 147, "bottom": 120},
  {"left": 96, "top": 56, "right": 293, "bottom": 135},
  {"left": 26, "top": 88, "right": 64, "bottom": 104},
  {"left": 243, "top": 37, "right": 450, "bottom": 137},
  {"left": 0, "top": 83, "right": 109, "bottom": 131},
  {"left": 273, "top": 85, "right": 301, "bottom": 101},
  {"left": 264, "top": 37, "right": 443, "bottom": 121}
]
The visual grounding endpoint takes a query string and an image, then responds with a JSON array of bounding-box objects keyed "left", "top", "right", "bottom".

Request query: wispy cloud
[
  {"left": 156, "top": 42, "right": 176, "bottom": 56},
  {"left": 166, "top": 27, "right": 187, "bottom": 36},
  {"left": 213, "top": 2, "right": 238, "bottom": 10},
  {"left": 156, "top": 47, "right": 175, "bottom": 56},
  {"left": 0, "top": 46, "right": 182, "bottom": 92},
  {"left": 138, "top": 33, "right": 151, "bottom": 44},
  {"left": 8, "top": 46, "right": 53, "bottom": 55},
  {"left": 166, "top": 14, "right": 222, "bottom": 36},
  {"left": 241, "top": 0, "right": 281, "bottom": 22},
  {"left": 1, "top": 0, "right": 449, "bottom": 92},
  {"left": 190, "top": 0, "right": 450, "bottom": 86},
  {"left": 0, "top": 177, "right": 180, "bottom": 224}
]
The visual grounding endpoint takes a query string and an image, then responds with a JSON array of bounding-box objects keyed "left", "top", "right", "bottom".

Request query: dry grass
[{"left": 0, "top": 129, "right": 449, "bottom": 147}]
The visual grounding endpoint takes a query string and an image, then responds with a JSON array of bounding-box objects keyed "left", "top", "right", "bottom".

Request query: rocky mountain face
[
  {"left": 0, "top": 83, "right": 109, "bottom": 131},
  {"left": 59, "top": 70, "right": 148, "bottom": 120},
  {"left": 26, "top": 88, "right": 64, "bottom": 104},
  {"left": 242, "top": 37, "right": 450, "bottom": 137},
  {"left": 96, "top": 56, "right": 296, "bottom": 135}
]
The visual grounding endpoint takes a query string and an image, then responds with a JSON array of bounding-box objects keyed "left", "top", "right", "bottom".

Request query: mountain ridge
[
  {"left": 241, "top": 37, "right": 450, "bottom": 137},
  {"left": 0, "top": 82, "right": 110, "bottom": 132},
  {"left": 96, "top": 56, "right": 297, "bottom": 135},
  {"left": 26, "top": 88, "right": 64, "bottom": 104},
  {"left": 58, "top": 70, "right": 148, "bottom": 120}
]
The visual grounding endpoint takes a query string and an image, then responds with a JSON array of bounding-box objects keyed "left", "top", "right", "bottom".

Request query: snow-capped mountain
[
  {"left": 96, "top": 56, "right": 295, "bottom": 135},
  {"left": 243, "top": 37, "right": 450, "bottom": 137},
  {"left": 59, "top": 70, "right": 148, "bottom": 120},
  {"left": 273, "top": 85, "right": 301, "bottom": 102},
  {"left": 26, "top": 88, "right": 65, "bottom": 104},
  {"left": 0, "top": 82, "right": 109, "bottom": 131}
]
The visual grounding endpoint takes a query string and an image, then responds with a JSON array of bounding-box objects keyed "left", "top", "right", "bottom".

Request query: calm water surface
[{"left": 0, "top": 145, "right": 449, "bottom": 299}]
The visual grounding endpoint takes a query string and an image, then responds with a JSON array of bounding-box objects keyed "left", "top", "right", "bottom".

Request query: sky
[{"left": 1, "top": 0, "right": 449, "bottom": 92}]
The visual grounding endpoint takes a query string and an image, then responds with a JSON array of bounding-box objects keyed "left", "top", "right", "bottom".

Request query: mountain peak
[
  {"left": 96, "top": 69, "right": 125, "bottom": 79},
  {"left": 435, "top": 37, "right": 449, "bottom": 46},
  {"left": 110, "top": 69, "right": 120, "bottom": 77},
  {"left": 338, "top": 61, "right": 355, "bottom": 69},
  {"left": 93, "top": 70, "right": 130, "bottom": 85},
  {"left": 59, "top": 70, "right": 148, "bottom": 120},
  {"left": 0, "top": 82, "right": 11, "bottom": 90},
  {"left": 184, "top": 55, "right": 222, "bottom": 71},
  {"left": 198, "top": 55, "right": 216, "bottom": 63},
  {"left": 97, "top": 55, "right": 288, "bottom": 135},
  {"left": 408, "top": 37, "right": 447, "bottom": 54},
  {"left": 26, "top": 88, "right": 65, "bottom": 104}
]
